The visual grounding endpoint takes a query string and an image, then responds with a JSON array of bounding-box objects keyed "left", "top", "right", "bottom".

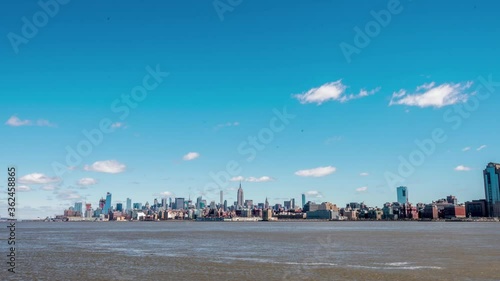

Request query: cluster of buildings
[{"left": 58, "top": 162, "right": 500, "bottom": 222}]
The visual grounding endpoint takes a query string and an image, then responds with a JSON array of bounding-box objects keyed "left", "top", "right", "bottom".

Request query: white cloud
[
  {"left": 5, "top": 116, "right": 56, "bottom": 127},
  {"left": 454, "top": 165, "right": 471, "bottom": 171},
  {"left": 356, "top": 186, "right": 368, "bottom": 192},
  {"left": 77, "top": 178, "right": 98, "bottom": 186},
  {"left": 293, "top": 80, "right": 379, "bottom": 105},
  {"left": 230, "top": 176, "right": 274, "bottom": 182},
  {"left": 55, "top": 190, "right": 81, "bottom": 201},
  {"left": 84, "top": 160, "right": 126, "bottom": 174},
  {"left": 154, "top": 191, "right": 175, "bottom": 198},
  {"left": 183, "top": 152, "right": 200, "bottom": 161},
  {"left": 295, "top": 166, "right": 336, "bottom": 177},
  {"left": 359, "top": 172, "right": 369, "bottom": 176},
  {"left": 19, "top": 173, "right": 61, "bottom": 184},
  {"left": 477, "top": 145, "right": 487, "bottom": 151},
  {"left": 214, "top": 121, "right": 240, "bottom": 130},
  {"left": 41, "top": 185, "right": 58, "bottom": 191},
  {"left": 305, "top": 190, "right": 323, "bottom": 199},
  {"left": 36, "top": 119, "right": 57, "bottom": 127},
  {"left": 5, "top": 116, "right": 31, "bottom": 126},
  {"left": 389, "top": 81, "right": 473, "bottom": 108},
  {"left": 462, "top": 147, "right": 471, "bottom": 152},
  {"left": 18, "top": 185, "right": 32, "bottom": 192}
]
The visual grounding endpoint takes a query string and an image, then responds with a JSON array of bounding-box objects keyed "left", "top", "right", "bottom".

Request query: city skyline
[{"left": 2, "top": 1, "right": 500, "bottom": 219}]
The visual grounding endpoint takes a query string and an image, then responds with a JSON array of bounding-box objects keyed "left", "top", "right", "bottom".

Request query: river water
[{"left": 2, "top": 221, "right": 499, "bottom": 281}]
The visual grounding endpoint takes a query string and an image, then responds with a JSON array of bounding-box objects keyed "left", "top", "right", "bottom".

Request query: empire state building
[{"left": 237, "top": 182, "right": 244, "bottom": 208}]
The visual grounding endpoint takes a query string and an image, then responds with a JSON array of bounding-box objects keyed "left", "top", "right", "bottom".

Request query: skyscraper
[
  {"left": 265, "top": 197, "right": 269, "bottom": 209},
  {"left": 74, "top": 202, "right": 83, "bottom": 216},
  {"left": 126, "top": 198, "right": 132, "bottom": 212},
  {"left": 397, "top": 186, "right": 408, "bottom": 205},
  {"left": 237, "top": 182, "right": 244, "bottom": 208},
  {"left": 484, "top": 162, "right": 500, "bottom": 217},
  {"left": 103, "top": 192, "right": 112, "bottom": 214},
  {"left": 220, "top": 190, "right": 223, "bottom": 206},
  {"left": 116, "top": 203, "right": 123, "bottom": 212},
  {"left": 175, "top": 198, "right": 185, "bottom": 210}
]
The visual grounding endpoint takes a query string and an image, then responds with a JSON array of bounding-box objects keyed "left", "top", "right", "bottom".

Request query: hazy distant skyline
[{"left": 1, "top": 1, "right": 499, "bottom": 219}]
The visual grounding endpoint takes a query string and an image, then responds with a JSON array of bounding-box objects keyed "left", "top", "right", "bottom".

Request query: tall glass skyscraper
[
  {"left": 483, "top": 162, "right": 500, "bottom": 217},
  {"left": 397, "top": 186, "right": 408, "bottom": 205},
  {"left": 103, "top": 192, "right": 112, "bottom": 214},
  {"left": 302, "top": 194, "right": 306, "bottom": 208},
  {"left": 126, "top": 198, "right": 132, "bottom": 211}
]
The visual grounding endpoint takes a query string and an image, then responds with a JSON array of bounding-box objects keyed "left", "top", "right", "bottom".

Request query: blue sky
[{"left": 1, "top": 0, "right": 499, "bottom": 219}]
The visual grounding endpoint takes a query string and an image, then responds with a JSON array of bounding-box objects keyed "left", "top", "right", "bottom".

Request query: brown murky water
[{"left": 2, "top": 221, "right": 499, "bottom": 281}]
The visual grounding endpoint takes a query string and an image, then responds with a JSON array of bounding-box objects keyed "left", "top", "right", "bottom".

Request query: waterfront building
[
  {"left": 397, "top": 186, "right": 408, "bottom": 205},
  {"left": 465, "top": 200, "right": 487, "bottom": 217},
  {"left": 303, "top": 201, "right": 320, "bottom": 212},
  {"left": 446, "top": 195, "right": 457, "bottom": 205},
  {"left": 301, "top": 194, "right": 306, "bottom": 208},
  {"left": 306, "top": 210, "right": 339, "bottom": 220},
  {"left": 483, "top": 162, "right": 500, "bottom": 217},
  {"left": 116, "top": 203, "right": 123, "bottom": 212},
  {"left": 443, "top": 205, "right": 466, "bottom": 219}
]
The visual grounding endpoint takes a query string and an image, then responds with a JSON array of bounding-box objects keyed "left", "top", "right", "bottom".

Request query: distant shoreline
[{"left": 14, "top": 218, "right": 500, "bottom": 223}]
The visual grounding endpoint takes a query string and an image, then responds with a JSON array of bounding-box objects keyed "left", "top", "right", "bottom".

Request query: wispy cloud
[
  {"left": 111, "top": 122, "right": 127, "bottom": 129},
  {"left": 41, "top": 185, "right": 58, "bottom": 191},
  {"left": 454, "top": 165, "right": 471, "bottom": 172},
  {"left": 19, "top": 173, "right": 61, "bottom": 184},
  {"left": 389, "top": 81, "right": 473, "bottom": 108},
  {"left": 462, "top": 147, "right": 471, "bottom": 152},
  {"left": 295, "top": 166, "right": 336, "bottom": 177},
  {"left": 5, "top": 115, "right": 56, "bottom": 127},
  {"left": 476, "top": 145, "right": 487, "bottom": 151},
  {"left": 18, "top": 185, "right": 32, "bottom": 192},
  {"left": 325, "top": 136, "right": 342, "bottom": 144},
  {"left": 359, "top": 172, "right": 369, "bottom": 176},
  {"left": 55, "top": 190, "right": 82, "bottom": 201},
  {"left": 304, "top": 190, "right": 323, "bottom": 199},
  {"left": 183, "top": 152, "right": 200, "bottom": 161},
  {"left": 356, "top": 186, "right": 368, "bottom": 192},
  {"left": 230, "top": 176, "right": 274, "bottom": 182},
  {"left": 77, "top": 178, "right": 98, "bottom": 186},
  {"left": 84, "top": 160, "right": 126, "bottom": 174},
  {"left": 153, "top": 191, "right": 175, "bottom": 198},
  {"left": 214, "top": 121, "right": 239, "bottom": 131},
  {"left": 293, "top": 80, "right": 380, "bottom": 105}
]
